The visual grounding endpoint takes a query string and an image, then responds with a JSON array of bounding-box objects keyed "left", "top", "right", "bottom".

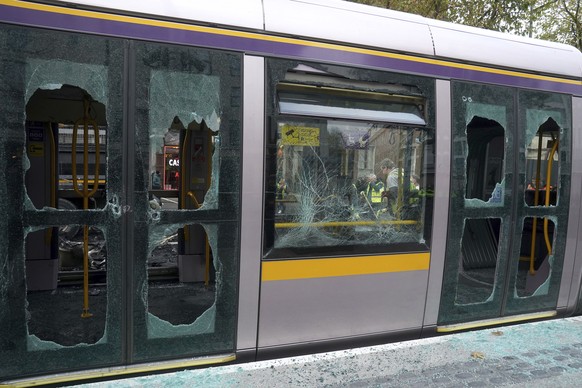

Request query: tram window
[
  {"left": 26, "top": 226, "right": 108, "bottom": 346},
  {"left": 264, "top": 61, "right": 435, "bottom": 258},
  {"left": 146, "top": 68, "right": 222, "bottom": 211},
  {"left": 455, "top": 218, "right": 501, "bottom": 305},
  {"left": 517, "top": 217, "right": 555, "bottom": 297},
  {"left": 134, "top": 42, "right": 241, "bottom": 357},
  {"left": 523, "top": 112, "right": 563, "bottom": 208}
]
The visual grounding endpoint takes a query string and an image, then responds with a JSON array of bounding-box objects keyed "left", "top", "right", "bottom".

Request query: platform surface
[{"left": 78, "top": 316, "right": 582, "bottom": 387}]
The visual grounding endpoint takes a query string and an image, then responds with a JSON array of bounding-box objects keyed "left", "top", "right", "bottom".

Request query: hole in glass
[
  {"left": 465, "top": 117, "right": 505, "bottom": 202},
  {"left": 148, "top": 117, "right": 219, "bottom": 211},
  {"left": 525, "top": 118, "right": 559, "bottom": 207},
  {"left": 25, "top": 86, "right": 108, "bottom": 211},
  {"left": 517, "top": 217, "right": 554, "bottom": 297},
  {"left": 455, "top": 218, "right": 501, "bottom": 305},
  {"left": 26, "top": 226, "right": 107, "bottom": 346},
  {"left": 147, "top": 224, "right": 216, "bottom": 327}
]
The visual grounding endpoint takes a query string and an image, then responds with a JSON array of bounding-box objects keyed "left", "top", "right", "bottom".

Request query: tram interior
[{"left": 24, "top": 85, "right": 216, "bottom": 346}]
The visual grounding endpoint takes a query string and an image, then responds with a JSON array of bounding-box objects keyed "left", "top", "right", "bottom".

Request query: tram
[{"left": 0, "top": 0, "right": 581, "bottom": 384}]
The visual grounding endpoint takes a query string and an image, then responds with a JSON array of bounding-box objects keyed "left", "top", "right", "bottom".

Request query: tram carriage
[{"left": 0, "top": 0, "right": 581, "bottom": 384}]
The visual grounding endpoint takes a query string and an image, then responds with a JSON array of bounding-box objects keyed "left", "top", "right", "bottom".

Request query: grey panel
[
  {"left": 423, "top": 79, "right": 451, "bottom": 326},
  {"left": 237, "top": 56, "right": 265, "bottom": 351},
  {"left": 258, "top": 271, "right": 428, "bottom": 348},
  {"left": 561, "top": 96, "right": 582, "bottom": 311}
]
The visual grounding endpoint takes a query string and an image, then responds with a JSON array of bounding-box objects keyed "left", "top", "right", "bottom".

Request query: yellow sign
[
  {"left": 281, "top": 125, "right": 320, "bottom": 146},
  {"left": 28, "top": 143, "right": 44, "bottom": 157}
]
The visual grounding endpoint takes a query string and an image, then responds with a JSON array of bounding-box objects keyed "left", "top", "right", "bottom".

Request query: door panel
[
  {"left": 0, "top": 24, "right": 125, "bottom": 378},
  {"left": 131, "top": 42, "right": 242, "bottom": 361},
  {"left": 0, "top": 24, "right": 243, "bottom": 381},
  {"left": 438, "top": 82, "right": 572, "bottom": 326}
]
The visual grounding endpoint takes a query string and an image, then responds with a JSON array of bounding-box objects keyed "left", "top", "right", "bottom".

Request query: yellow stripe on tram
[{"left": 262, "top": 253, "right": 430, "bottom": 281}]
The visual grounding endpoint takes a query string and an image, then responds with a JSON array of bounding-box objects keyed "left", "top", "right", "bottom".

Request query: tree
[
  {"left": 348, "top": 0, "right": 582, "bottom": 50},
  {"left": 535, "top": 0, "right": 582, "bottom": 49}
]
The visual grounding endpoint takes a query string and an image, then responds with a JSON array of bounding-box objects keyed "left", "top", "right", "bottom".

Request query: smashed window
[
  {"left": 133, "top": 42, "right": 241, "bottom": 360},
  {"left": 0, "top": 24, "right": 125, "bottom": 379},
  {"left": 513, "top": 90, "right": 571, "bottom": 306},
  {"left": 264, "top": 61, "right": 434, "bottom": 258},
  {"left": 439, "top": 83, "right": 572, "bottom": 325},
  {"left": 455, "top": 218, "right": 501, "bottom": 305}
]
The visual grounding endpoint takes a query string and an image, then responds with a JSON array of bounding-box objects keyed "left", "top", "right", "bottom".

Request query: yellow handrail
[
  {"left": 45, "top": 123, "right": 57, "bottom": 245},
  {"left": 543, "top": 139, "right": 558, "bottom": 256},
  {"left": 275, "top": 220, "right": 418, "bottom": 228},
  {"left": 180, "top": 126, "right": 212, "bottom": 287},
  {"left": 529, "top": 132, "right": 544, "bottom": 274},
  {"left": 72, "top": 98, "right": 100, "bottom": 319}
]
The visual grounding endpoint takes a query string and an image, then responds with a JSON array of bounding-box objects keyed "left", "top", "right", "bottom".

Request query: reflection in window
[
  {"left": 517, "top": 217, "right": 554, "bottom": 297},
  {"left": 455, "top": 218, "right": 501, "bottom": 305}
]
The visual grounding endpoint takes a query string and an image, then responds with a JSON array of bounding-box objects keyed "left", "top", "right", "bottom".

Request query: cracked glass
[
  {"left": 133, "top": 42, "right": 241, "bottom": 361},
  {"left": 439, "top": 82, "right": 571, "bottom": 325},
  {"left": 0, "top": 25, "right": 124, "bottom": 380},
  {"left": 264, "top": 60, "right": 435, "bottom": 258}
]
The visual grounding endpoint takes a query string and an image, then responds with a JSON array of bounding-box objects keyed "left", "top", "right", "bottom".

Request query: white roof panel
[
  {"left": 49, "top": 0, "right": 264, "bottom": 30},
  {"left": 263, "top": 0, "right": 435, "bottom": 57},
  {"left": 429, "top": 20, "right": 582, "bottom": 78}
]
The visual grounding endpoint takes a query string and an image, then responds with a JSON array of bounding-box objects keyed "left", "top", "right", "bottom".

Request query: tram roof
[{"left": 47, "top": 0, "right": 582, "bottom": 79}]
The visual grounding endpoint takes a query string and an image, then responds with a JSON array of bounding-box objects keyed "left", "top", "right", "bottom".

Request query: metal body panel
[
  {"left": 423, "top": 79, "right": 451, "bottom": 326},
  {"left": 258, "top": 271, "right": 428, "bottom": 347},
  {"left": 49, "top": 0, "right": 264, "bottom": 29},
  {"left": 237, "top": 55, "right": 265, "bottom": 352},
  {"left": 562, "top": 96, "right": 582, "bottom": 311},
  {"left": 429, "top": 22, "right": 582, "bottom": 79},
  {"left": 263, "top": 0, "right": 435, "bottom": 57}
]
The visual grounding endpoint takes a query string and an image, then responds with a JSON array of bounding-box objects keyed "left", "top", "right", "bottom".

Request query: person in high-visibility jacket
[{"left": 362, "top": 173, "right": 384, "bottom": 204}]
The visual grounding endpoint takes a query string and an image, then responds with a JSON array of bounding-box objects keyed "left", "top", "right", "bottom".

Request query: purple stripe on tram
[{"left": 1, "top": 4, "right": 580, "bottom": 95}]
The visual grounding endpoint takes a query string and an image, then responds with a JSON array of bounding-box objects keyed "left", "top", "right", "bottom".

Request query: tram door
[
  {"left": 0, "top": 24, "right": 241, "bottom": 381},
  {"left": 438, "top": 82, "right": 572, "bottom": 327}
]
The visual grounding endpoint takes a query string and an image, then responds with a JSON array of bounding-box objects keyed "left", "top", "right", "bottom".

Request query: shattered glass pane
[
  {"left": 439, "top": 82, "right": 514, "bottom": 325},
  {"left": 148, "top": 69, "right": 221, "bottom": 210},
  {"left": 272, "top": 120, "right": 428, "bottom": 250},
  {"left": 464, "top": 114, "right": 505, "bottom": 205},
  {"left": 264, "top": 60, "right": 435, "bottom": 258},
  {"left": 455, "top": 218, "right": 501, "bottom": 305},
  {"left": 26, "top": 226, "right": 108, "bottom": 347},
  {"left": 25, "top": 59, "right": 108, "bottom": 107},
  {"left": 524, "top": 112, "right": 561, "bottom": 207},
  {"left": 25, "top": 85, "right": 109, "bottom": 211},
  {"left": 133, "top": 42, "right": 241, "bottom": 361},
  {"left": 516, "top": 217, "right": 554, "bottom": 297},
  {"left": 0, "top": 24, "right": 124, "bottom": 379},
  {"left": 146, "top": 224, "right": 216, "bottom": 335}
]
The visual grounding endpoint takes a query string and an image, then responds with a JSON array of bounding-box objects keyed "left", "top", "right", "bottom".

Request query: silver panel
[
  {"left": 258, "top": 271, "right": 428, "bottom": 347},
  {"left": 237, "top": 56, "right": 265, "bottom": 351},
  {"left": 263, "top": 0, "right": 435, "bottom": 57},
  {"left": 430, "top": 22, "right": 582, "bottom": 79},
  {"left": 423, "top": 80, "right": 451, "bottom": 326},
  {"left": 50, "top": 0, "right": 265, "bottom": 30},
  {"left": 561, "top": 96, "right": 582, "bottom": 311}
]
